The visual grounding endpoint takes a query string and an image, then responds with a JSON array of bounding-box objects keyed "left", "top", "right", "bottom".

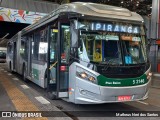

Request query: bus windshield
[
  {"left": 78, "top": 20, "right": 147, "bottom": 65},
  {"left": 0, "top": 51, "right": 6, "bottom": 59}
]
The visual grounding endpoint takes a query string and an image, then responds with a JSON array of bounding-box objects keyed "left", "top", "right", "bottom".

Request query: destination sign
[
  {"left": 91, "top": 23, "right": 140, "bottom": 33},
  {"left": 78, "top": 21, "right": 141, "bottom": 34}
]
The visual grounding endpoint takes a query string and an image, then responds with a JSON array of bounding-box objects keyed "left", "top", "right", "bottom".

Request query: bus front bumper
[{"left": 73, "top": 78, "right": 151, "bottom": 104}]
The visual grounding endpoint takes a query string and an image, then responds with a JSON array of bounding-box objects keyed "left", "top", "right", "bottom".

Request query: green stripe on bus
[
  {"left": 32, "top": 68, "right": 39, "bottom": 80},
  {"left": 97, "top": 74, "right": 147, "bottom": 87}
]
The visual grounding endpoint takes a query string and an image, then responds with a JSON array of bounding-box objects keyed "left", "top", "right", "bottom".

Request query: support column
[{"left": 151, "top": 0, "right": 159, "bottom": 39}]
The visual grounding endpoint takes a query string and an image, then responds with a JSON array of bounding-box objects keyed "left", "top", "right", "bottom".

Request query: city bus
[
  {"left": 0, "top": 47, "right": 7, "bottom": 63},
  {"left": 7, "top": 2, "right": 152, "bottom": 104}
]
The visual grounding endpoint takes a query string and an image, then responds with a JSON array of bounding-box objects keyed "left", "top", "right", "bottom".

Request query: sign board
[
  {"left": 39, "top": 42, "right": 48, "bottom": 54},
  {"left": 91, "top": 23, "right": 139, "bottom": 34}
]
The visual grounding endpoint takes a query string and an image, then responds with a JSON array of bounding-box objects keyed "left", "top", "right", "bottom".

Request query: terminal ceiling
[
  {"left": 0, "top": 0, "right": 152, "bottom": 47},
  {"left": 43, "top": 0, "right": 152, "bottom": 16}
]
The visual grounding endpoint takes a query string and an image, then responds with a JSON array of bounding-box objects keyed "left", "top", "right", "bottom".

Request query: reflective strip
[
  {"left": 12, "top": 78, "right": 19, "bottom": 81},
  {"left": 35, "top": 96, "right": 50, "bottom": 104},
  {"left": 21, "top": 85, "right": 29, "bottom": 89},
  {"left": 59, "top": 92, "right": 68, "bottom": 97}
]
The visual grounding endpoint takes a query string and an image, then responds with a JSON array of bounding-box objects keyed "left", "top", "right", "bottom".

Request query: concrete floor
[{"left": 1, "top": 63, "right": 160, "bottom": 120}]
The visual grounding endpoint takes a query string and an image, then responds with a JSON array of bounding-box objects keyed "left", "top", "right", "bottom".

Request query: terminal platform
[
  {"left": 1, "top": 63, "right": 160, "bottom": 120},
  {"left": 0, "top": 63, "right": 72, "bottom": 120}
]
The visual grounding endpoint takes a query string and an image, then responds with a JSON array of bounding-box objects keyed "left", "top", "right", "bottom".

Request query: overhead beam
[{"left": 1, "top": 33, "right": 9, "bottom": 39}]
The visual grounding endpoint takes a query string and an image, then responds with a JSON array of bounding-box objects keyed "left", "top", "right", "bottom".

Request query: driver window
[{"left": 129, "top": 41, "right": 139, "bottom": 58}]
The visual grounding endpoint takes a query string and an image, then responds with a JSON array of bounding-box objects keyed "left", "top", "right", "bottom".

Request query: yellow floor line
[{"left": 0, "top": 72, "right": 48, "bottom": 120}]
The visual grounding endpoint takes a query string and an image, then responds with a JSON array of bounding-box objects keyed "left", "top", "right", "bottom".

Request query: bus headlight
[
  {"left": 76, "top": 71, "right": 97, "bottom": 84},
  {"left": 88, "top": 76, "right": 95, "bottom": 82},
  {"left": 79, "top": 72, "right": 88, "bottom": 79},
  {"left": 147, "top": 72, "right": 152, "bottom": 80}
]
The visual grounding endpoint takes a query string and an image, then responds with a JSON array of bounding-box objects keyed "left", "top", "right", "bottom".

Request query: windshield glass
[
  {"left": 0, "top": 51, "right": 6, "bottom": 58},
  {"left": 78, "top": 20, "right": 147, "bottom": 65},
  {"left": 79, "top": 31, "right": 122, "bottom": 65},
  {"left": 122, "top": 35, "right": 147, "bottom": 64}
]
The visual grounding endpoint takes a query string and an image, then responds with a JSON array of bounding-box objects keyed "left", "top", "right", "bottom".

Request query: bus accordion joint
[{"left": 49, "top": 61, "right": 58, "bottom": 70}]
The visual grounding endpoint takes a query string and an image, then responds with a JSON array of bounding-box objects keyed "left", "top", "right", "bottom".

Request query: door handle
[{"left": 49, "top": 61, "right": 58, "bottom": 70}]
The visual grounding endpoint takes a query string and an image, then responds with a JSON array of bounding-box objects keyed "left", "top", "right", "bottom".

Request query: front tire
[
  {"left": 45, "top": 76, "right": 57, "bottom": 100},
  {"left": 47, "top": 91, "right": 57, "bottom": 100},
  {"left": 9, "top": 62, "right": 12, "bottom": 72}
]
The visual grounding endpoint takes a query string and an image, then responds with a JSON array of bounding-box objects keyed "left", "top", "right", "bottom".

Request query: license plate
[{"left": 118, "top": 95, "right": 131, "bottom": 101}]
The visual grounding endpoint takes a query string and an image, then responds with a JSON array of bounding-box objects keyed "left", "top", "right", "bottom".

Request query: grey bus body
[{"left": 7, "top": 2, "right": 151, "bottom": 104}]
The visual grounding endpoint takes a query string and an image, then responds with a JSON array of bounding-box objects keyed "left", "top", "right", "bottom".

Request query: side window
[
  {"left": 20, "top": 37, "right": 28, "bottom": 60},
  {"left": 7, "top": 43, "right": 13, "bottom": 55},
  {"left": 0, "top": 51, "right": 6, "bottom": 58},
  {"left": 33, "top": 32, "right": 39, "bottom": 60},
  {"left": 38, "top": 29, "right": 47, "bottom": 61},
  {"left": 32, "top": 28, "right": 48, "bottom": 61},
  {"left": 61, "top": 25, "right": 70, "bottom": 63}
]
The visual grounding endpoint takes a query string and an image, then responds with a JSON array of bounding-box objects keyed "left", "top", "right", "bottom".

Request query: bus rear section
[{"left": 0, "top": 47, "right": 7, "bottom": 63}]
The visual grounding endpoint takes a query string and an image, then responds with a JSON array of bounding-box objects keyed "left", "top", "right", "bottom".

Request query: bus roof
[
  {"left": 65, "top": 2, "right": 143, "bottom": 21},
  {"left": 22, "top": 2, "right": 143, "bottom": 35}
]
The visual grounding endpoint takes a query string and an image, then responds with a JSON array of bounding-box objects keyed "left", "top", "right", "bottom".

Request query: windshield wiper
[{"left": 102, "top": 51, "right": 122, "bottom": 71}]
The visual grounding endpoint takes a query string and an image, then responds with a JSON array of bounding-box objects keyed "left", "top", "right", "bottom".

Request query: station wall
[{"left": 0, "top": 7, "right": 47, "bottom": 24}]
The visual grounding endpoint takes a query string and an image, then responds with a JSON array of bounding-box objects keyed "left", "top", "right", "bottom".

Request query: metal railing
[{"left": 148, "top": 39, "right": 160, "bottom": 88}]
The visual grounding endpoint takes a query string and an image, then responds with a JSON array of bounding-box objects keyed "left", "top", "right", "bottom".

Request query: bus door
[
  {"left": 46, "top": 25, "right": 59, "bottom": 99},
  {"left": 58, "top": 24, "right": 70, "bottom": 98},
  {"left": 47, "top": 23, "right": 70, "bottom": 99},
  {"left": 13, "top": 42, "right": 17, "bottom": 70},
  {"left": 27, "top": 35, "right": 33, "bottom": 77}
]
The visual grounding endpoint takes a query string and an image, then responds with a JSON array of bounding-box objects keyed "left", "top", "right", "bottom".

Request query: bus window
[
  {"left": 21, "top": 37, "right": 28, "bottom": 60},
  {"left": 32, "top": 28, "right": 48, "bottom": 61},
  {"left": 103, "top": 40, "right": 120, "bottom": 63},
  {"left": 50, "top": 29, "right": 58, "bottom": 62},
  {"left": 0, "top": 51, "right": 6, "bottom": 62},
  {"left": 38, "top": 29, "right": 47, "bottom": 61},
  {"left": 122, "top": 36, "right": 146, "bottom": 64},
  {"left": 0, "top": 51, "right": 6, "bottom": 57},
  {"left": 61, "top": 25, "right": 70, "bottom": 63},
  {"left": 93, "top": 40, "right": 102, "bottom": 62},
  {"left": 7, "top": 43, "right": 13, "bottom": 57},
  {"left": 33, "top": 31, "right": 39, "bottom": 60}
]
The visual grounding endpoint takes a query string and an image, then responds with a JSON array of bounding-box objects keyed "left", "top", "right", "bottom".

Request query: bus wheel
[
  {"left": 22, "top": 65, "right": 28, "bottom": 82},
  {"left": 45, "top": 77, "right": 57, "bottom": 100},
  {"left": 9, "top": 62, "right": 12, "bottom": 72},
  {"left": 47, "top": 91, "right": 57, "bottom": 100}
]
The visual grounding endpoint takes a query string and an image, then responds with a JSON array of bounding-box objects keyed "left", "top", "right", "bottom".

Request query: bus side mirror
[{"left": 70, "top": 47, "right": 78, "bottom": 58}]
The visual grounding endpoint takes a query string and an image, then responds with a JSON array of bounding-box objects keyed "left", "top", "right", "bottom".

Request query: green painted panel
[
  {"left": 32, "top": 68, "right": 39, "bottom": 80},
  {"left": 97, "top": 74, "right": 147, "bottom": 87}
]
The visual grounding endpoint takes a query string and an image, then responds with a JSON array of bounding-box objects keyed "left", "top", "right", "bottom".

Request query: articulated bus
[
  {"left": 7, "top": 2, "right": 152, "bottom": 104},
  {"left": 0, "top": 47, "right": 7, "bottom": 63}
]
